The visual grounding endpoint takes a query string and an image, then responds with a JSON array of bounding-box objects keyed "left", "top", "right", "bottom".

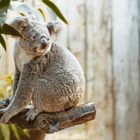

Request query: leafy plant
[
  {"left": 0, "top": 0, "right": 10, "bottom": 25},
  {"left": 0, "top": 74, "right": 13, "bottom": 98},
  {"left": 0, "top": 124, "right": 30, "bottom": 140},
  {"left": 42, "top": 0, "right": 68, "bottom": 24},
  {"left": 0, "top": 0, "right": 11, "bottom": 50},
  {"left": 0, "top": 74, "right": 30, "bottom": 140}
]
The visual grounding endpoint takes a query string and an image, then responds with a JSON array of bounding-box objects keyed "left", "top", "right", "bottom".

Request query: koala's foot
[
  {"left": 26, "top": 108, "right": 42, "bottom": 121},
  {"left": 49, "top": 122, "right": 59, "bottom": 133}
]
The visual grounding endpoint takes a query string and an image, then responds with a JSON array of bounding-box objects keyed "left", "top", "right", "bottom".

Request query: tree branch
[{"left": 0, "top": 102, "right": 96, "bottom": 134}]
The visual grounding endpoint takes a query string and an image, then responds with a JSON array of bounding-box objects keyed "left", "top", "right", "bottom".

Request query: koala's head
[{"left": 10, "top": 17, "right": 61, "bottom": 55}]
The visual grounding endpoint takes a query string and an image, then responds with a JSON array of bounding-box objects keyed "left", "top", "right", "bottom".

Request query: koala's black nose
[{"left": 40, "top": 36, "right": 50, "bottom": 49}]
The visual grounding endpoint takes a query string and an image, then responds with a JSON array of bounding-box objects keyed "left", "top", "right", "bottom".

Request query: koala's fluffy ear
[
  {"left": 9, "top": 17, "right": 27, "bottom": 26},
  {"left": 47, "top": 21, "right": 61, "bottom": 35},
  {"left": 8, "top": 16, "right": 29, "bottom": 33}
]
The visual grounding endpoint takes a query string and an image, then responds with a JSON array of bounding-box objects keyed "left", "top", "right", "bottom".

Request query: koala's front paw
[
  {"left": 0, "top": 100, "right": 6, "bottom": 108},
  {"left": 0, "top": 109, "right": 10, "bottom": 124},
  {"left": 0, "top": 97, "right": 12, "bottom": 108},
  {"left": 26, "top": 108, "right": 41, "bottom": 121}
]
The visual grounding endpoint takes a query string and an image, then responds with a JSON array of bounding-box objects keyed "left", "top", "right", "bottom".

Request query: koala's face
[
  {"left": 10, "top": 17, "right": 60, "bottom": 55},
  {"left": 21, "top": 21, "right": 51, "bottom": 55}
]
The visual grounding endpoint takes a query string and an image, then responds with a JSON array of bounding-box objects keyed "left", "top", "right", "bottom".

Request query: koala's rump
[{"left": 33, "top": 71, "right": 84, "bottom": 112}]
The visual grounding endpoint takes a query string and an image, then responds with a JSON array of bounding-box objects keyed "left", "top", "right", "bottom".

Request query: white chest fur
[{"left": 14, "top": 44, "right": 34, "bottom": 72}]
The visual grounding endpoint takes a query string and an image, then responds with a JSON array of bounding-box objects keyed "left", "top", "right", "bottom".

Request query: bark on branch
[{"left": 0, "top": 102, "right": 96, "bottom": 134}]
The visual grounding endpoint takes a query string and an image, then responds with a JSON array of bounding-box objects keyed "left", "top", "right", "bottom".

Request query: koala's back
[{"left": 33, "top": 43, "right": 85, "bottom": 112}]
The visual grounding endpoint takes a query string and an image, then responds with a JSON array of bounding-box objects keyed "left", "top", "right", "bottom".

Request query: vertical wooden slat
[
  {"left": 66, "top": 0, "right": 85, "bottom": 71},
  {"left": 112, "top": 0, "right": 140, "bottom": 140},
  {"left": 6, "top": 37, "right": 15, "bottom": 73},
  {"left": 0, "top": 46, "right": 7, "bottom": 74},
  {"left": 84, "top": 0, "right": 88, "bottom": 104},
  {"left": 86, "top": 0, "right": 113, "bottom": 140},
  {"left": 54, "top": 0, "right": 68, "bottom": 48}
]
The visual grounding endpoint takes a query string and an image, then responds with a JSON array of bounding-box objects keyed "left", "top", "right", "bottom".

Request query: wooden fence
[{"left": 0, "top": 0, "right": 140, "bottom": 140}]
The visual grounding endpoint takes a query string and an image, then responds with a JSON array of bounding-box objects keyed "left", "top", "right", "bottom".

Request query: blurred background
[{"left": 0, "top": 0, "right": 140, "bottom": 140}]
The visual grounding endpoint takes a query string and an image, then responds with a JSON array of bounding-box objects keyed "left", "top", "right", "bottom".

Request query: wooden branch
[{"left": 0, "top": 102, "right": 96, "bottom": 134}]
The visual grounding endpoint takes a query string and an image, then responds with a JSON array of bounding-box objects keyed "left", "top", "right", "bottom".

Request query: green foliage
[
  {"left": 0, "top": 0, "right": 11, "bottom": 25},
  {"left": 0, "top": 23, "right": 22, "bottom": 37},
  {"left": 0, "top": 74, "right": 30, "bottom": 140},
  {"left": 10, "top": 125, "right": 30, "bottom": 140},
  {"left": 0, "top": 34, "right": 6, "bottom": 50},
  {"left": 0, "top": 23, "right": 22, "bottom": 50},
  {"left": 0, "top": 0, "right": 22, "bottom": 50},
  {"left": 0, "top": 0, "right": 11, "bottom": 50},
  {"left": 42, "top": 0, "right": 68, "bottom": 24},
  {"left": 10, "top": 125, "right": 20, "bottom": 140},
  {"left": 0, "top": 124, "right": 30, "bottom": 140},
  {"left": 0, "top": 124, "right": 10, "bottom": 140},
  {"left": 0, "top": 74, "right": 13, "bottom": 98},
  {"left": 38, "top": 8, "right": 46, "bottom": 21}
]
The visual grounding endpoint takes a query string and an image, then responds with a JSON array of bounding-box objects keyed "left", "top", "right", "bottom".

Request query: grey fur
[{"left": 0, "top": 17, "right": 85, "bottom": 123}]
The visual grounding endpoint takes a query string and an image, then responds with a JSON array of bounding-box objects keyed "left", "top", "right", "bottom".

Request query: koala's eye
[
  {"left": 18, "top": 22, "right": 22, "bottom": 26},
  {"left": 31, "top": 35, "right": 36, "bottom": 40}
]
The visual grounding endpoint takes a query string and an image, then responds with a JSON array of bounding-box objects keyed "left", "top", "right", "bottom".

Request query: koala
[{"left": 0, "top": 17, "right": 85, "bottom": 124}]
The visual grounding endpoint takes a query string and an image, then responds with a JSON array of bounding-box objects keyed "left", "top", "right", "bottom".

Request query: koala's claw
[
  {"left": 26, "top": 108, "right": 41, "bottom": 121},
  {"left": 49, "top": 122, "right": 59, "bottom": 133}
]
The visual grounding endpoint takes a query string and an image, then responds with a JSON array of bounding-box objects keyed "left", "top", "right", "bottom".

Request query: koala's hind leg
[
  {"left": 26, "top": 79, "right": 52, "bottom": 121},
  {"left": 33, "top": 79, "right": 55, "bottom": 111}
]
